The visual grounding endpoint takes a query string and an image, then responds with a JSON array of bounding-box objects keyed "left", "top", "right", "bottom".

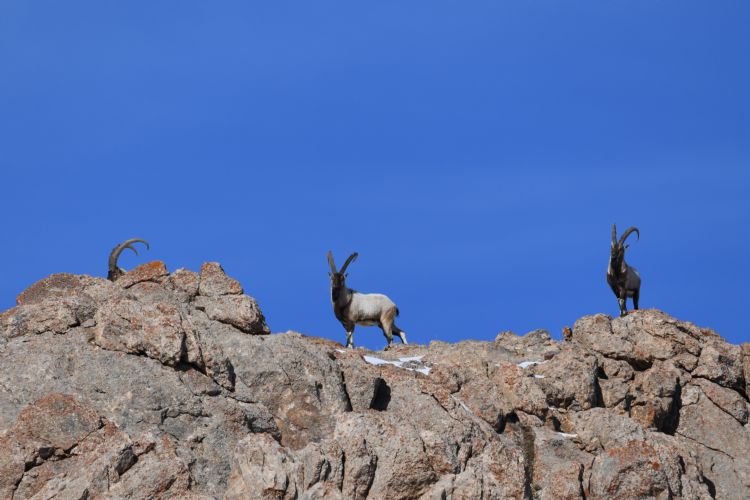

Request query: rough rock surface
[{"left": 1, "top": 263, "right": 748, "bottom": 498}]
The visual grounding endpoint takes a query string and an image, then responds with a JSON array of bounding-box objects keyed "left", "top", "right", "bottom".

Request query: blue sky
[{"left": 1, "top": 2, "right": 748, "bottom": 349}]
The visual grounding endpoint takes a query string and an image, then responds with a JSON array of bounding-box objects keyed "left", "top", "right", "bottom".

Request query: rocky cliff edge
[{"left": 1, "top": 261, "right": 749, "bottom": 499}]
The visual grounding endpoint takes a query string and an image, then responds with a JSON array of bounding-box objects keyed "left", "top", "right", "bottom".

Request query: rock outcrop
[{"left": 1, "top": 262, "right": 748, "bottom": 498}]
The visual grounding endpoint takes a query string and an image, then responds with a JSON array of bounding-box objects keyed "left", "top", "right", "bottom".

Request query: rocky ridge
[{"left": 1, "top": 261, "right": 749, "bottom": 499}]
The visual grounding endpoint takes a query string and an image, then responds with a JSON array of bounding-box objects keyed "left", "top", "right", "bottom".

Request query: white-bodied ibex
[{"left": 327, "top": 251, "right": 407, "bottom": 349}]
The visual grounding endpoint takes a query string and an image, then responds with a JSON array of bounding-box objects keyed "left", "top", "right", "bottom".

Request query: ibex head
[
  {"left": 108, "top": 238, "right": 150, "bottom": 281},
  {"left": 327, "top": 251, "right": 358, "bottom": 289},
  {"left": 610, "top": 224, "right": 639, "bottom": 265}
]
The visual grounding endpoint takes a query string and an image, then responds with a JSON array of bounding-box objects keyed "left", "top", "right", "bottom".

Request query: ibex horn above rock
[{"left": 108, "top": 238, "right": 150, "bottom": 281}]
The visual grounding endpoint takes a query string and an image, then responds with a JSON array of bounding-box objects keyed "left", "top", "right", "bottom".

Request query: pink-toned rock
[
  {"left": 496, "top": 362, "right": 550, "bottom": 417},
  {"left": 531, "top": 428, "right": 591, "bottom": 499},
  {"left": 677, "top": 383, "right": 750, "bottom": 490},
  {"left": 672, "top": 351, "right": 699, "bottom": 372},
  {"left": 16, "top": 273, "right": 112, "bottom": 306},
  {"left": 598, "top": 358, "right": 634, "bottom": 410},
  {"left": 184, "top": 322, "right": 236, "bottom": 391},
  {"left": 574, "top": 310, "right": 706, "bottom": 369},
  {"left": 116, "top": 261, "right": 170, "bottom": 289},
  {"left": 94, "top": 295, "right": 186, "bottom": 366},
  {"left": 199, "top": 261, "right": 243, "bottom": 296},
  {"left": 0, "top": 267, "right": 745, "bottom": 498},
  {"left": 12, "top": 393, "right": 102, "bottom": 450},
  {"left": 568, "top": 408, "right": 646, "bottom": 451},
  {"left": 692, "top": 377, "right": 748, "bottom": 424},
  {"left": 647, "top": 433, "right": 714, "bottom": 500},
  {"left": 169, "top": 267, "right": 201, "bottom": 298},
  {"left": 0, "top": 394, "right": 181, "bottom": 500},
  {"left": 0, "top": 394, "right": 101, "bottom": 498},
  {"left": 534, "top": 346, "right": 601, "bottom": 411},
  {"left": 225, "top": 433, "right": 299, "bottom": 499},
  {"left": 340, "top": 436, "right": 378, "bottom": 499},
  {"left": 106, "top": 435, "right": 192, "bottom": 499},
  {"left": 195, "top": 294, "right": 270, "bottom": 335},
  {"left": 572, "top": 314, "right": 634, "bottom": 361},
  {"left": 2, "top": 274, "right": 107, "bottom": 338},
  {"left": 627, "top": 362, "right": 682, "bottom": 432},
  {"left": 495, "top": 328, "right": 559, "bottom": 359},
  {"left": 587, "top": 441, "right": 670, "bottom": 498},
  {"left": 1, "top": 299, "right": 82, "bottom": 338},
  {"left": 693, "top": 337, "right": 745, "bottom": 391},
  {"left": 538, "top": 462, "right": 584, "bottom": 500},
  {"left": 337, "top": 356, "right": 386, "bottom": 412}
]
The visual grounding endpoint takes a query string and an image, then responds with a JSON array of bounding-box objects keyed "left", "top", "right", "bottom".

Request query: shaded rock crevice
[
  {"left": 519, "top": 423, "right": 536, "bottom": 499},
  {"left": 369, "top": 379, "right": 391, "bottom": 411}
]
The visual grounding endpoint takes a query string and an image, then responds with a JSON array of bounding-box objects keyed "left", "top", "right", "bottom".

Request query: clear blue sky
[{"left": 2, "top": 2, "right": 748, "bottom": 349}]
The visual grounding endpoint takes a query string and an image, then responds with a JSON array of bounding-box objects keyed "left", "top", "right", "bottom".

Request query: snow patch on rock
[{"left": 518, "top": 360, "right": 547, "bottom": 369}]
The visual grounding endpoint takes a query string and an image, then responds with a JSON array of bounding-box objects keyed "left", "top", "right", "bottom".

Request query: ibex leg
[
  {"left": 345, "top": 327, "right": 355, "bottom": 349},
  {"left": 381, "top": 322, "right": 394, "bottom": 349},
  {"left": 393, "top": 325, "right": 407, "bottom": 344}
]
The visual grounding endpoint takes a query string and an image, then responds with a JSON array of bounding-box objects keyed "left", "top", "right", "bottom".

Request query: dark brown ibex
[
  {"left": 607, "top": 225, "right": 641, "bottom": 316},
  {"left": 108, "top": 238, "right": 150, "bottom": 281},
  {"left": 328, "top": 251, "right": 407, "bottom": 349}
]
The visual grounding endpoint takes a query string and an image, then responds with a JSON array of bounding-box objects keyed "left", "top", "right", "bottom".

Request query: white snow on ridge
[
  {"left": 557, "top": 432, "right": 578, "bottom": 438},
  {"left": 518, "top": 360, "right": 546, "bottom": 369},
  {"left": 363, "top": 355, "right": 396, "bottom": 367},
  {"left": 363, "top": 355, "right": 431, "bottom": 375},
  {"left": 399, "top": 355, "right": 424, "bottom": 363}
]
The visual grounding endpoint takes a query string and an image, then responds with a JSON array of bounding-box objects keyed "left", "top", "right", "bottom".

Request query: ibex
[
  {"left": 607, "top": 225, "right": 641, "bottom": 317},
  {"left": 108, "top": 238, "right": 150, "bottom": 281},
  {"left": 327, "top": 251, "right": 407, "bottom": 349}
]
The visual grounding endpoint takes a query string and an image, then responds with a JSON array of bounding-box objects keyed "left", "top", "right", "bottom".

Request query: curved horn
[
  {"left": 618, "top": 227, "right": 639, "bottom": 247},
  {"left": 327, "top": 251, "right": 338, "bottom": 274},
  {"left": 611, "top": 224, "right": 617, "bottom": 245},
  {"left": 108, "top": 238, "right": 150, "bottom": 277},
  {"left": 339, "top": 252, "right": 358, "bottom": 274}
]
